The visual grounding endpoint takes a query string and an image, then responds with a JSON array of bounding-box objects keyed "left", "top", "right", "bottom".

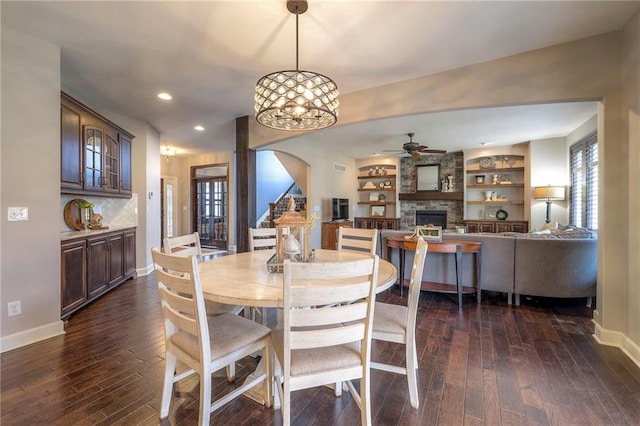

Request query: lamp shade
[{"left": 533, "top": 185, "right": 565, "bottom": 200}]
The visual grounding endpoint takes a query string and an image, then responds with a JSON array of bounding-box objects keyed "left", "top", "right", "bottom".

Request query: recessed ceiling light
[
  {"left": 157, "top": 92, "right": 172, "bottom": 101},
  {"left": 480, "top": 142, "right": 494, "bottom": 146},
  {"left": 194, "top": 125, "right": 205, "bottom": 132},
  {"left": 370, "top": 153, "right": 381, "bottom": 157}
]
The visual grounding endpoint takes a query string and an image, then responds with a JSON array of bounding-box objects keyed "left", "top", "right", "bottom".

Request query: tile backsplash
[{"left": 61, "top": 193, "right": 138, "bottom": 232}]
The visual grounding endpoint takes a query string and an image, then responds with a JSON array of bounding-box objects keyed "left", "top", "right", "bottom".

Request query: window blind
[{"left": 570, "top": 133, "right": 598, "bottom": 230}]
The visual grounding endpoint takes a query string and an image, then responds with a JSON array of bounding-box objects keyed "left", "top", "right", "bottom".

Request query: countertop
[{"left": 61, "top": 225, "right": 137, "bottom": 241}]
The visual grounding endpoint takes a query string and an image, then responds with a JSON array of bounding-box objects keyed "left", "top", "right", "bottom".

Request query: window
[{"left": 570, "top": 133, "right": 598, "bottom": 230}]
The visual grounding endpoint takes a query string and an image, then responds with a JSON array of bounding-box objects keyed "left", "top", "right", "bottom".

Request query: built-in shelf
[
  {"left": 398, "top": 192, "right": 464, "bottom": 201},
  {"left": 467, "top": 200, "right": 524, "bottom": 205},
  {"left": 357, "top": 187, "right": 396, "bottom": 191},
  {"left": 466, "top": 167, "right": 524, "bottom": 174},
  {"left": 467, "top": 183, "right": 524, "bottom": 189},
  {"left": 357, "top": 174, "right": 396, "bottom": 179},
  {"left": 357, "top": 201, "right": 397, "bottom": 205}
]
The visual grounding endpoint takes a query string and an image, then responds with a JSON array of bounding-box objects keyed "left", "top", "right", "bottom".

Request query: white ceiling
[{"left": 3, "top": 1, "right": 638, "bottom": 159}]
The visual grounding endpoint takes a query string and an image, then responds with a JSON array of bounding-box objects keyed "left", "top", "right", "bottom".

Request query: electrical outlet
[
  {"left": 8, "top": 300, "right": 22, "bottom": 317},
  {"left": 7, "top": 207, "right": 28, "bottom": 221}
]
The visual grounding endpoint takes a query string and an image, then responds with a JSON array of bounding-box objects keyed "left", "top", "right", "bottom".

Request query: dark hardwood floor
[{"left": 2, "top": 272, "right": 640, "bottom": 425}]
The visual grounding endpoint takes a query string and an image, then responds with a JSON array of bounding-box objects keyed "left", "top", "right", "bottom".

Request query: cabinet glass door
[
  {"left": 84, "top": 127, "right": 103, "bottom": 190},
  {"left": 102, "top": 131, "right": 119, "bottom": 192}
]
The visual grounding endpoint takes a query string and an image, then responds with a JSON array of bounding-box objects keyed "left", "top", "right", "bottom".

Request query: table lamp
[{"left": 533, "top": 185, "right": 565, "bottom": 223}]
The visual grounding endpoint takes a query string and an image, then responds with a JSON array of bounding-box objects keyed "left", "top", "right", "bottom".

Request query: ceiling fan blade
[{"left": 417, "top": 147, "right": 447, "bottom": 154}]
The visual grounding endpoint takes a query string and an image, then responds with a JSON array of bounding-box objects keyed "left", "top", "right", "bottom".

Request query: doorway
[
  {"left": 161, "top": 176, "right": 178, "bottom": 244},
  {"left": 192, "top": 164, "right": 229, "bottom": 249}
]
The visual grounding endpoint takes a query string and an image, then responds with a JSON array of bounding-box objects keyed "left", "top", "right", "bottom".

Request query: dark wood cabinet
[
  {"left": 61, "top": 92, "right": 134, "bottom": 198},
  {"left": 61, "top": 104, "right": 83, "bottom": 191},
  {"left": 61, "top": 240, "right": 87, "bottom": 316},
  {"left": 321, "top": 221, "right": 352, "bottom": 249},
  {"left": 87, "top": 237, "right": 108, "bottom": 299},
  {"left": 465, "top": 220, "right": 528, "bottom": 233},
  {"left": 107, "top": 233, "right": 124, "bottom": 286},
  {"left": 61, "top": 228, "right": 136, "bottom": 319},
  {"left": 123, "top": 229, "right": 137, "bottom": 279},
  {"left": 354, "top": 217, "right": 399, "bottom": 230}
]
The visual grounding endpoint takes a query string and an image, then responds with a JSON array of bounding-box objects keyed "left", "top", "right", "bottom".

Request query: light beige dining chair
[
  {"left": 371, "top": 237, "right": 428, "bottom": 409},
  {"left": 247, "top": 227, "right": 287, "bottom": 325},
  {"left": 337, "top": 227, "right": 378, "bottom": 255},
  {"left": 163, "top": 231, "right": 216, "bottom": 261},
  {"left": 151, "top": 248, "right": 272, "bottom": 425},
  {"left": 335, "top": 227, "right": 378, "bottom": 396},
  {"left": 163, "top": 233, "right": 245, "bottom": 380},
  {"left": 248, "top": 227, "right": 278, "bottom": 251},
  {"left": 271, "top": 255, "right": 380, "bottom": 426},
  {"left": 164, "top": 233, "right": 243, "bottom": 316}
]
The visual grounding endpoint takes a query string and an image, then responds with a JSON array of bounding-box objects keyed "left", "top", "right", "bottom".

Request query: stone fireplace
[{"left": 399, "top": 151, "right": 464, "bottom": 230}]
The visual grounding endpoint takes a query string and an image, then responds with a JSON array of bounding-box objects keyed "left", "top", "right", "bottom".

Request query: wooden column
[{"left": 235, "top": 116, "right": 256, "bottom": 253}]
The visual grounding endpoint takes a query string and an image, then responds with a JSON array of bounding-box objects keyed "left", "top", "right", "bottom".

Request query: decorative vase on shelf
[
  {"left": 485, "top": 191, "right": 493, "bottom": 201},
  {"left": 80, "top": 208, "right": 93, "bottom": 230}
]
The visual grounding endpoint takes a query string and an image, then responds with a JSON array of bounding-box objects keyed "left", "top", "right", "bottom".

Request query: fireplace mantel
[{"left": 398, "top": 192, "right": 463, "bottom": 201}]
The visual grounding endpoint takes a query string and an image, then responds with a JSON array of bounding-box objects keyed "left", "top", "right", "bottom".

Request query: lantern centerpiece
[{"left": 274, "top": 196, "right": 311, "bottom": 264}]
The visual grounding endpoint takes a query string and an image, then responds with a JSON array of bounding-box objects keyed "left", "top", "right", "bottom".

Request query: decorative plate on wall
[{"left": 64, "top": 199, "right": 89, "bottom": 230}]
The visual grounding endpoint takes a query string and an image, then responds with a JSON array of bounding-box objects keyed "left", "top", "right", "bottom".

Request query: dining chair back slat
[{"left": 337, "top": 228, "right": 378, "bottom": 255}]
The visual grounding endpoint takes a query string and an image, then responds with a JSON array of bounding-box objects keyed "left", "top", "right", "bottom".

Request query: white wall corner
[
  {"left": 137, "top": 263, "right": 155, "bottom": 277},
  {"left": 0, "top": 321, "right": 65, "bottom": 353},
  {"left": 593, "top": 322, "right": 640, "bottom": 369}
]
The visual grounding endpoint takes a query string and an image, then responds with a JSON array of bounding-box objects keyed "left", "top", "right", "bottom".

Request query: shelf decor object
[
  {"left": 254, "top": 0, "right": 339, "bottom": 131},
  {"left": 534, "top": 185, "right": 565, "bottom": 223}
]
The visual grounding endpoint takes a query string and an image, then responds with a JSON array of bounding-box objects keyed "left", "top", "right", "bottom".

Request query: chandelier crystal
[{"left": 255, "top": 0, "right": 339, "bottom": 131}]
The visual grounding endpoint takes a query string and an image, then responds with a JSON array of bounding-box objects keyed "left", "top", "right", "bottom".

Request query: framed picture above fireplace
[{"left": 416, "top": 164, "right": 440, "bottom": 191}]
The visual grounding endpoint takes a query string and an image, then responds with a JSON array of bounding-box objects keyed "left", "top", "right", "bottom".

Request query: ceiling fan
[{"left": 384, "top": 133, "right": 447, "bottom": 159}]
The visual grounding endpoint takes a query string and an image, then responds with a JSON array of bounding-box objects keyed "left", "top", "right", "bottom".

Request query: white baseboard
[
  {"left": 593, "top": 322, "right": 640, "bottom": 369},
  {"left": 137, "top": 263, "right": 154, "bottom": 277},
  {"left": 0, "top": 320, "right": 65, "bottom": 353}
]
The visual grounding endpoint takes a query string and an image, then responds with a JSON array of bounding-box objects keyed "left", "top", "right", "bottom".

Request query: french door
[{"left": 192, "top": 164, "right": 228, "bottom": 249}]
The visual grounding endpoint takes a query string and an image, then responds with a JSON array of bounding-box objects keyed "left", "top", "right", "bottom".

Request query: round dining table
[{"left": 198, "top": 248, "right": 398, "bottom": 307}]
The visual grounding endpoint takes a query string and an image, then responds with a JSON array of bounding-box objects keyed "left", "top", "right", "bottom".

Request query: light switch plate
[{"left": 8, "top": 207, "right": 28, "bottom": 221}]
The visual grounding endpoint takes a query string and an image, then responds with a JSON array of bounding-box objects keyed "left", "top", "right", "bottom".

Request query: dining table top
[{"left": 198, "top": 249, "right": 397, "bottom": 308}]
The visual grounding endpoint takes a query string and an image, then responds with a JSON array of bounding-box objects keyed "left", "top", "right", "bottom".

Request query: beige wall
[
  {"left": 1, "top": 27, "right": 64, "bottom": 345},
  {"left": 529, "top": 137, "right": 570, "bottom": 230},
  {"left": 263, "top": 138, "right": 358, "bottom": 247},
  {"left": 620, "top": 10, "right": 640, "bottom": 360}
]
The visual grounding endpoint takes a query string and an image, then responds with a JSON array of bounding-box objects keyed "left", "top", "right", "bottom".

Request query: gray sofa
[{"left": 378, "top": 228, "right": 597, "bottom": 305}]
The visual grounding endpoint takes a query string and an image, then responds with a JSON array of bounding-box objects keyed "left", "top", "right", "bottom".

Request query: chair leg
[
  {"left": 225, "top": 362, "right": 235, "bottom": 382},
  {"left": 160, "top": 352, "right": 177, "bottom": 419},
  {"left": 199, "top": 369, "right": 212, "bottom": 426},
  {"left": 263, "top": 338, "right": 273, "bottom": 408},
  {"left": 282, "top": 378, "right": 291, "bottom": 426},
  {"left": 361, "top": 371, "right": 372, "bottom": 426},
  {"left": 407, "top": 339, "right": 419, "bottom": 409}
]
